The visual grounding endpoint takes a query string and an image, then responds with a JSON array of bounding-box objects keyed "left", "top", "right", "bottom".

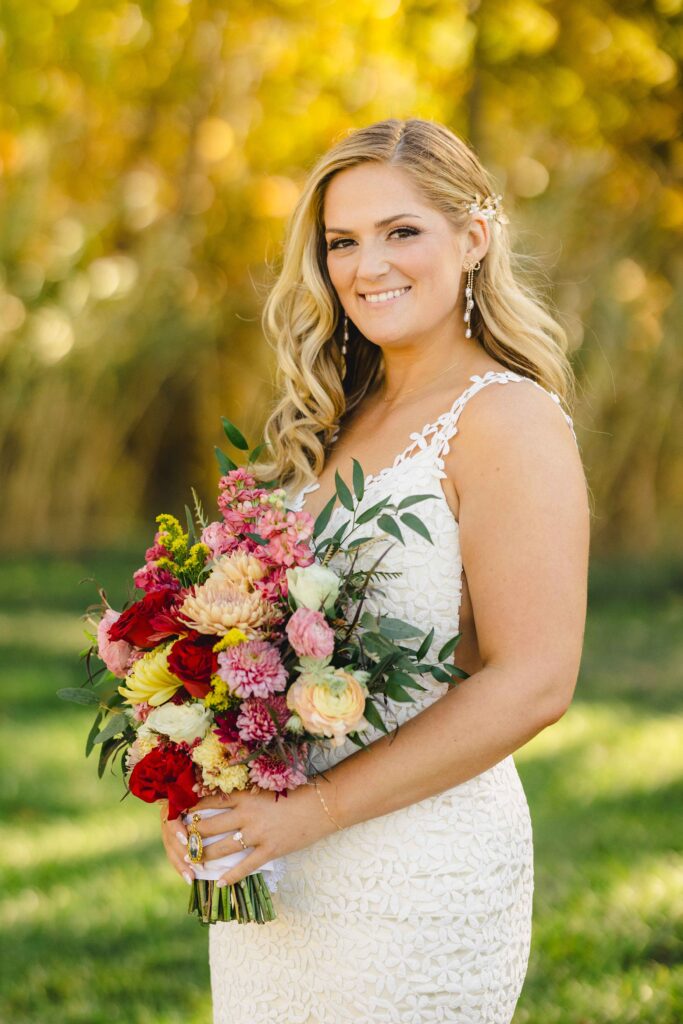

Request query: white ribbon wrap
[{"left": 182, "top": 806, "right": 287, "bottom": 892}]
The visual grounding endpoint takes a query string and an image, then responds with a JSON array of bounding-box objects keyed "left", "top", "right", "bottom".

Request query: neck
[{"left": 379, "top": 334, "right": 478, "bottom": 403}]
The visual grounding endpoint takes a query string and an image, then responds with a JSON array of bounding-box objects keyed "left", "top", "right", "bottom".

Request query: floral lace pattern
[{"left": 209, "top": 372, "right": 577, "bottom": 1023}]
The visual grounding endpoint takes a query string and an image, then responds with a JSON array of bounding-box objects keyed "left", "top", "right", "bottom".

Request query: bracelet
[{"left": 309, "top": 774, "right": 345, "bottom": 832}]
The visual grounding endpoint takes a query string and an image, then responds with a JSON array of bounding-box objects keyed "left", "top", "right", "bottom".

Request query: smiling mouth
[{"left": 360, "top": 286, "right": 411, "bottom": 305}]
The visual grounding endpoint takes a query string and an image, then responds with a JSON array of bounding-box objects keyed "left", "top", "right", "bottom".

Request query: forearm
[{"left": 320, "top": 665, "right": 566, "bottom": 829}]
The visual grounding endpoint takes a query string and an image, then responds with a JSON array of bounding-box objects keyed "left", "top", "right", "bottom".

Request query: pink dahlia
[
  {"left": 216, "top": 640, "right": 287, "bottom": 698},
  {"left": 236, "top": 695, "right": 289, "bottom": 744},
  {"left": 248, "top": 747, "right": 309, "bottom": 793},
  {"left": 286, "top": 607, "right": 335, "bottom": 658}
]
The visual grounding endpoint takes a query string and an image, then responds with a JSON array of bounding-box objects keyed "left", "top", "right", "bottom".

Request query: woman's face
[{"left": 323, "top": 162, "right": 479, "bottom": 350}]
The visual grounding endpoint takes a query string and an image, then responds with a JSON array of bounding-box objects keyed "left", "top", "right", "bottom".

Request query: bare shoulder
[
  {"left": 441, "top": 374, "right": 591, "bottom": 715},
  {"left": 446, "top": 375, "right": 586, "bottom": 492}
]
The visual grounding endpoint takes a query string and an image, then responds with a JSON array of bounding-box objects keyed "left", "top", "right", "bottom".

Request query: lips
[{"left": 359, "top": 286, "right": 412, "bottom": 304}]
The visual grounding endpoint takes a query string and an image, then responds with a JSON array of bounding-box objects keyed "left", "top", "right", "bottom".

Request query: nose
[{"left": 355, "top": 240, "right": 391, "bottom": 284}]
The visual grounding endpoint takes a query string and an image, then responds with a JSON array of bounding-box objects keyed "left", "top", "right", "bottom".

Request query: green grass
[{"left": 1, "top": 551, "right": 682, "bottom": 1023}]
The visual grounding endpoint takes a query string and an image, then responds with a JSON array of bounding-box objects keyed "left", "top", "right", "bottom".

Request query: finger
[
  {"left": 216, "top": 850, "right": 267, "bottom": 888},
  {"left": 200, "top": 833, "right": 253, "bottom": 861},
  {"left": 187, "top": 793, "right": 236, "bottom": 811},
  {"left": 191, "top": 810, "right": 239, "bottom": 838}
]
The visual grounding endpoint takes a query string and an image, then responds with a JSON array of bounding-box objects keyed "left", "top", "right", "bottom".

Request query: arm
[
  {"left": 185, "top": 383, "right": 591, "bottom": 884},
  {"left": 321, "top": 381, "right": 591, "bottom": 828}
]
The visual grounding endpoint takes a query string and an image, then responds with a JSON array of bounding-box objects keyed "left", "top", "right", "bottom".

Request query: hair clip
[{"left": 467, "top": 193, "right": 509, "bottom": 225}]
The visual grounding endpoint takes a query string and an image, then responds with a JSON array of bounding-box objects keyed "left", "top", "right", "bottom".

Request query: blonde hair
[{"left": 255, "top": 117, "right": 576, "bottom": 497}]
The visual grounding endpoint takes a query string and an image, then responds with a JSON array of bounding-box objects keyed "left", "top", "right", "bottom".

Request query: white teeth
[{"left": 363, "top": 286, "right": 410, "bottom": 304}]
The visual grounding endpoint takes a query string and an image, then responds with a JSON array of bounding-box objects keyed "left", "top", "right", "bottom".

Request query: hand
[
  {"left": 185, "top": 780, "right": 339, "bottom": 889},
  {"left": 159, "top": 798, "right": 195, "bottom": 887}
]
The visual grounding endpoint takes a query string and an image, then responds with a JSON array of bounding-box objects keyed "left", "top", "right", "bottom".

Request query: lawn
[{"left": 1, "top": 550, "right": 681, "bottom": 1023}]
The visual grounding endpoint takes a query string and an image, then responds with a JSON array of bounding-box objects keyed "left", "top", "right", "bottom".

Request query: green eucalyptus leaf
[
  {"left": 244, "top": 531, "right": 269, "bottom": 546},
  {"left": 85, "top": 711, "right": 103, "bottom": 757},
  {"left": 377, "top": 514, "right": 404, "bottom": 544},
  {"left": 93, "top": 712, "right": 129, "bottom": 745},
  {"left": 184, "top": 504, "right": 197, "bottom": 546},
  {"left": 377, "top": 615, "right": 423, "bottom": 639},
  {"left": 362, "top": 698, "right": 390, "bottom": 734},
  {"left": 356, "top": 497, "right": 392, "bottom": 525},
  {"left": 415, "top": 627, "right": 435, "bottom": 661},
  {"left": 430, "top": 665, "right": 466, "bottom": 685},
  {"left": 214, "top": 447, "right": 237, "bottom": 474},
  {"left": 248, "top": 441, "right": 269, "bottom": 463},
  {"left": 438, "top": 633, "right": 462, "bottom": 662},
  {"left": 335, "top": 470, "right": 355, "bottom": 511},
  {"left": 386, "top": 678, "right": 415, "bottom": 703},
  {"left": 313, "top": 493, "right": 338, "bottom": 539},
  {"left": 387, "top": 670, "right": 428, "bottom": 692},
  {"left": 221, "top": 416, "right": 249, "bottom": 450},
  {"left": 351, "top": 459, "right": 365, "bottom": 501},
  {"left": 347, "top": 535, "right": 374, "bottom": 549},
  {"left": 57, "top": 687, "right": 100, "bottom": 706},
  {"left": 400, "top": 512, "right": 433, "bottom": 545},
  {"left": 397, "top": 494, "right": 438, "bottom": 510}
]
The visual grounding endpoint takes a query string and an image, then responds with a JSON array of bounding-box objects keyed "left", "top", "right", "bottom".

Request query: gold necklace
[{"left": 381, "top": 355, "right": 461, "bottom": 403}]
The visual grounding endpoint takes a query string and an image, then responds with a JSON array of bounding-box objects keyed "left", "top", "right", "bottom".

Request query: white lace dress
[{"left": 209, "top": 370, "right": 578, "bottom": 1024}]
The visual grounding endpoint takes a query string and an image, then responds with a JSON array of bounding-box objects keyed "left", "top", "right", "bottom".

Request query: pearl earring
[
  {"left": 341, "top": 313, "right": 349, "bottom": 379},
  {"left": 463, "top": 259, "right": 481, "bottom": 339}
]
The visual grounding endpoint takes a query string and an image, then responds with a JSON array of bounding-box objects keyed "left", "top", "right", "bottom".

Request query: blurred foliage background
[
  {"left": 1, "top": 3, "right": 682, "bottom": 1022},
  {"left": 0, "top": 0, "right": 682, "bottom": 554}
]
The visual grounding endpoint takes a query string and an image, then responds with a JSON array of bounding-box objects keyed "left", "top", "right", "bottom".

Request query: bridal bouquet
[{"left": 60, "top": 418, "right": 466, "bottom": 925}]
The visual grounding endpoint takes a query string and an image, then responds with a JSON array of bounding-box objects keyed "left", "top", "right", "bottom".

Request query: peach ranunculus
[{"left": 286, "top": 666, "right": 370, "bottom": 747}]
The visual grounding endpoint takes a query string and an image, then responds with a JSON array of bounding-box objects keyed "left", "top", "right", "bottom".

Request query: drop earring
[
  {"left": 463, "top": 259, "right": 481, "bottom": 339},
  {"left": 340, "top": 313, "right": 349, "bottom": 379}
]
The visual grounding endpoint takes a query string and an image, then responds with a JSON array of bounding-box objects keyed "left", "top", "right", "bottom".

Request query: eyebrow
[{"left": 324, "top": 213, "right": 423, "bottom": 235}]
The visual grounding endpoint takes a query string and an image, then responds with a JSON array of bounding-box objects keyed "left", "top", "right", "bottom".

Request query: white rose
[
  {"left": 286, "top": 564, "right": 341, "bottom": 615},
  {"left": 145, "top": 702, "right": 214, "bottom": 745}
]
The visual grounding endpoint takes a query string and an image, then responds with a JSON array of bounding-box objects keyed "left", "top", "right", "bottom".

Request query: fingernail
[
  {"left": 176, "top": 831, "right": 188, "bottom": 845},
  {"left": 216, "top": 879, "right": 227, "bottom": 888},
  {"left": 183, "top": 872, "right": 193, "bottom": 885}
]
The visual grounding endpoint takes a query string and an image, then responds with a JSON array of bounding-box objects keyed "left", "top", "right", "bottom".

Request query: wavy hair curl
[{"left": 254, "top": 118, "right": 575, "bottom": 497}]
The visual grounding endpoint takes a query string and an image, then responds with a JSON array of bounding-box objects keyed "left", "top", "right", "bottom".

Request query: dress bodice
[{"left": 286, "top": 370, "right": 578, "bottom": 773}]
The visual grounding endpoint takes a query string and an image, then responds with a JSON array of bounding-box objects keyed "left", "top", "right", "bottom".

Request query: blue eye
[{"left": 327, "top": 226, "right": 420, "bottom": 251}]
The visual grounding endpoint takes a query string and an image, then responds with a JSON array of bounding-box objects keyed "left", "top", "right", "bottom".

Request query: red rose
[
  {"left": 167, "top": 633, "right": 218, "bottom": 699},
  {"left": 128, "top": 744, "right": 198, "bottom": 820},
  {"left": 107, "top": 590, "right": 181, "bottom": 649}
]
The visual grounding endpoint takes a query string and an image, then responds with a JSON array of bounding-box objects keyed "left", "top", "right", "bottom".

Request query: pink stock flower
[
  {"left": 236, "top": 695, "right": 289, "bottom": 744},
  {"left": 200, "top": 521, "right": 239, "bottom": 558},
  {"left": 248, "top": 747, "right": 309, "bottom": 793},
  {"left": 256, "top": 507, "right": 315, "bottom": 568},
  {"left": 216, "top": 640, "right": 287, "bottom": 698},
  {"left": 97, "top": 609, "right": 136, "bottom": 678},
  {"left": 286, "top": 607, "right": 335, "bottom": 658},
  {"left": 133, "top": 564, "right": 181, "bottom": 594}
]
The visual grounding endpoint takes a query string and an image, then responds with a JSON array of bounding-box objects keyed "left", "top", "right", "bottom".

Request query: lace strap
[{"left": 429, "top": 370, "right": 579, "bottom": 461}]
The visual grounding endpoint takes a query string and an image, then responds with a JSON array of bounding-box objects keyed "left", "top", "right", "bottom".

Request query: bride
[{"left": 160, "top": 117, "right": 590, "bottom": 1023}]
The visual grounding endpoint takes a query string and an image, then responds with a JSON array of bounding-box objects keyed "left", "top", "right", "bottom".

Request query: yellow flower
[
  {"left": 203, "top": 675, "right": 238, "bottom": 712},
  {"left": 118, "top": 646, "right": 183, "bottom": 707},
  {"left": 213, "top": 628, "right": 248, "bottom": 652},
  {"left": 191, "top": 733, "right": 250, "bottom": 794}
]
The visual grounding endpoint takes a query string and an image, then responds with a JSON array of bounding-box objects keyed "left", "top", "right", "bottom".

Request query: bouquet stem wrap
[{"left": 183, "top": 807, "right": 286, "bottom": 925}]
